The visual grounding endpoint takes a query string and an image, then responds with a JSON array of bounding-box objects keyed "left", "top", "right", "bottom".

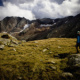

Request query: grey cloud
[
  {"left": 3, "top": 0, "right": 34, "bottom": 4},
  {"left": 0, "top": 0, "right": 80, "bottom": 20},
  {"left": 50, "top": 0, "right": 64, "bottom": 4}
]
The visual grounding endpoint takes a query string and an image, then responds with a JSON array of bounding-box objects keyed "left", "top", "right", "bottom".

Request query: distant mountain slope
[
  {"left": 47, "top": 14, "right": 80, "bottom": 38},
  {"left": 0, "top": 17, "right": 29, "bottom": 32},
  {"left": 0, "top": 14, "right": 80, "bottom": 41},
  {"left": 15, "top": 14, "right": 80, "bottom": 41}
]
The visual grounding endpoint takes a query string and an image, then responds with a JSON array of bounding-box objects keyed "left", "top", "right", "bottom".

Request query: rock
[
  {"left": 49, "top": 52, "right": 53, "bottom": 54},
  {"left": 58, "top": 46, "right": 61, "bottom": 48},
  {"left": 22, "top": 40, "right": 26, "bottom": 42},
  {"left": 61, "top": 72, "right": 73, "bottom": 79},
  {"left": 0, "top": 45, "right": 4, "bottom": 50},
  {"left": 1, "top": 34, "right": 10, "bottom": 39},
  {"left": 43, "top": 49, "right": 47, "bottom": 52},
  {"left": 13, "top": 48, "right": 16, "bottom": 51},
  {"left": 46, "top": 61, "right": 56, "bottom": 64},
  {"left": 49, "top": 66, "right": 57, "bottom": 70},
  {"left": 68, "top": 54, "right": 80, "bottom": 68},
  {"left": 11, "top": 40, "right": 18, "bottom": 45},
  {"left": 50, "top": 61, "right": 56, "bottom": 64},
  {"left": 36, "top": 45, "right": 38, "bottom": 47},
  {"left": 18, "top": 76, "right": 22, "bottom": 80},
  {"left": 34, "top": 41, "right": 38, "bottom": 43},
  {"left": 8, "top": 44, "right": 16, "bottom": 47},
  {"left": 0, "top": 39, "right": 10, "bottom": 45},
  {"left": 54, "top": 54, "right": 59, "bottom": 57},
  {"left": 0, "top": 33, "right": 18, "bottom": 46}
]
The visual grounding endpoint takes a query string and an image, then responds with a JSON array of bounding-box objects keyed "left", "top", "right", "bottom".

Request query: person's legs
[{"left": 76, "top": 43, "right": 79, "bottom": 53}]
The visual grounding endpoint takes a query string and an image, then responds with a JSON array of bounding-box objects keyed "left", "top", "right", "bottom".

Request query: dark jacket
[{"left": 77, "top": 35, "right": 80, "bottom": 43}]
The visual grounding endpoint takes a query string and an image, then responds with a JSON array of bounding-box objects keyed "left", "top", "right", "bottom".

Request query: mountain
[
  {"left": 0, "top": 14, "right": 80, "bottom": 41},
  {"left": 0, "top": 17, "right": 29, "bottom": 33},
  {"left": 15, "top": 14, "right": 80, "bottom": 41}
]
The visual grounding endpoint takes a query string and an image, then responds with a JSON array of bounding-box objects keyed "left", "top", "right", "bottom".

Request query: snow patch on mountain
[
  {"left": 40, "top": 24, "right": 52, "bottom": 27},
  {"left": 20, "top": 24, "right": 30, "bottom": 32}
]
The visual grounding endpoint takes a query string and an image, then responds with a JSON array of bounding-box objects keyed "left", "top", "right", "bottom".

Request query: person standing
[{"left": 76, "top": 31, "right": 80, "bottom": 53}]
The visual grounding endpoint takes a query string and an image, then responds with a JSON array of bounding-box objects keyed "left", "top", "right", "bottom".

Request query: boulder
[
  {"left": 11, "top": 40, "right": 18, "bottom": 45},
  {"left": 61, "top": 72, "right": 73, "bottom": 79},
  {"left": 8, "top": 44, "right": 17, "bottom": 47},
  {"left": 34, "top": 41, "right": 38, "bottom": 43},
  {"left": 0, "top": 45, "right": 4, "bottom": 50},
  {"left": 46, "top": 61, "right": 56, "bottom": 64},
  {"left": 49, "top": 66, "right": 57, "bottom": 70},
  {"left": 1, "top": 34, "right": 10, "bottom": 39},
  {"left": 21, "top": 40, "right": 26, "bottom": 43},
  {"left": 68, "top": 54, "right": 80, "bottom": 68},
  {"left": 0, "top": 39, "right": 11, "bottom": 45},
  {"left": 43, "top": 49, "right": 47, "bottom": 52}
]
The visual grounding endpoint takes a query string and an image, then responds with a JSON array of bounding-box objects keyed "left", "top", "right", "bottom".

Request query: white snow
[
  {"left": 40, "top": 24, "right": 52, "bottom": 27},
  {"left": 20, "top": 24, "right": 30, "bottom": 32},
  {"left": 65, "top": 21, "right": 68, "bottom": 23},
  {"left": 54, "top": 23, "right": 56, "bottom": 24},
  {"left": 24, "top": 24, "right": 30, "bottom": 29},
  {"left": 53, "top": 20, "right": 54, "bottom": 22}
]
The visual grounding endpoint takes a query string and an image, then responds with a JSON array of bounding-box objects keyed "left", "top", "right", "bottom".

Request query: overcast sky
[{"left": 0, "top": 0, "right": 80, "bottom": 20}]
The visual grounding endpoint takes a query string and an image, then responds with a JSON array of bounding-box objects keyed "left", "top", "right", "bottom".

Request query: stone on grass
[
  {"left": 11, "top": 40, "right": 18, "bottom": 45},
  {"left": 8, "top": 44, "right": 16, "bottom": 47},
  {"left": 49, "top": 66, "right": 57, "bottom": 70},
  {"left": 58, "top": 46, "right": 61, "bottom": 48},
  {"left": 34, "top": 41, "right": 38, "bottom": 43},
  {"left": 1, "top": 34, "right": 10, "bottom": 39},
  {"left": 46, "top": 61, "right": 56, "bottom": 64},
  {"left": 68, "top": 54, "right": 80, "bottom": 68},
  {"left": 43, "top": 49, "right": 47, "bottom": 52},
  {"left": 13, "top": 48, "right": 16, "bottom": 51},
  {"left": 61, "top": 72, "right": 73, "bottom": 78},
  {"left": 22, "top": 40, "right": 26, "bottom": 42},
  {"left": 0, "top": 45, "right": 4, "bottom": 50}
]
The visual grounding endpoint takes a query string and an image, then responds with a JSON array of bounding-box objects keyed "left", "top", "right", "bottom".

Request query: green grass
[{"left": 0, "top": 38, "right": 77, "bottom": 80}]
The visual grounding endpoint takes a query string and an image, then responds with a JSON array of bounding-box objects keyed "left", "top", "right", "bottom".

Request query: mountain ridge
[{"left": 0, "top": 13, "right": 80, "bottom": 41}]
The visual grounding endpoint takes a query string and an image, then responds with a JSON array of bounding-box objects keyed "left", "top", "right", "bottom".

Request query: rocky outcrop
[{"left": 0, "top": 33, "right": 19, "bottom": 48}]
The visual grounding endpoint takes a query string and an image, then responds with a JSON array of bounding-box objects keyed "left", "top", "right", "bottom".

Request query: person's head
[{"left": 77, "top": 31, "right": 80, "bottom": 35}]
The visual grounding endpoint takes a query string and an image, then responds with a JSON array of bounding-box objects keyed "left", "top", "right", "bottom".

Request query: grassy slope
[{"left": 0, "top": 38, "right": 77, "bottom": 80}]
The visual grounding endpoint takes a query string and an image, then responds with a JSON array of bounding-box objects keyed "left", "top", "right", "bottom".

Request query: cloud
[
  {"left": 31, "top": 0, "right": 80, "bottom": 18},
  {"left": 50, "top": 0, "right": 64, "bottom": 4},
  {"left": 0, "top": 0, "right": 80, "bottom": 20},
  {"left": 4, "top": 0, "right": 34, "bottom": 4},
  {"left": 0, "top": 2, "right": 35, "bottom": 20}
]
